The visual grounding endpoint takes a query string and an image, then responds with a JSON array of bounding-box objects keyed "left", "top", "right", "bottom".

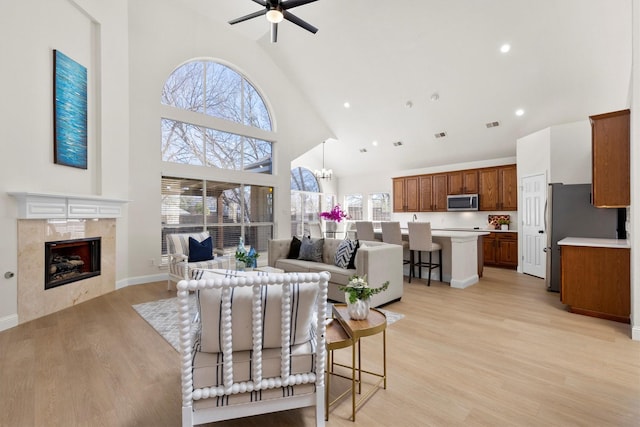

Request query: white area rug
[{"left": 133, "top": 295, "right": 404, "bottom": 352}]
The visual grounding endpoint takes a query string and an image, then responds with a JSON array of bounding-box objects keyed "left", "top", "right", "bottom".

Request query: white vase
[
  {"left": 346, "top": 296, "right": 371, "bottom": 320},
  {"left": 500, "top": 224, "right": 508, "bottom": 230}
]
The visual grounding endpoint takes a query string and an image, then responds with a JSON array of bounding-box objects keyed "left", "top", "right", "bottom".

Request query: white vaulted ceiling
[{"left": 177, "top": 0, "right": 632, "bottom": 177}]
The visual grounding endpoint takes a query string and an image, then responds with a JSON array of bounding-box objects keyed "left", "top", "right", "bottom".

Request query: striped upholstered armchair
[
  {"left": 177, "top": 269, "right": 329, "bottom": 426},
  {"left": 166, "top": 231, "right": 229, "bottom": 290}
]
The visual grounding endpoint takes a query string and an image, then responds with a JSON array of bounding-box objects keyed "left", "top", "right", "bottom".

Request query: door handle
[{"left": 538, "top": 230, "right": 544, "bottom": 234}]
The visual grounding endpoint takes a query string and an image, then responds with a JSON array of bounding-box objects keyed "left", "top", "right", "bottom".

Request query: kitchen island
[{"left": 375, "top": 228, "right": 489, "bottom": 289}]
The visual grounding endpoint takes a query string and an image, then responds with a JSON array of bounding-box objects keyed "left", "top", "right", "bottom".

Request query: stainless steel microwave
[{"left": 447, "top": 194, "right": 479, "bottom": 211}]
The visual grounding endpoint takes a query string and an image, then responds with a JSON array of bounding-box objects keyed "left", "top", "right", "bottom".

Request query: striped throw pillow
[{"left": 334, "top": 239, "right": 357, "bottom": 269}]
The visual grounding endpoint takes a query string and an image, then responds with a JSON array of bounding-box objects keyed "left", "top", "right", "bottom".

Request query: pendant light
[{"left": 314, "top": 141, "right": 333, "bottom": 180}]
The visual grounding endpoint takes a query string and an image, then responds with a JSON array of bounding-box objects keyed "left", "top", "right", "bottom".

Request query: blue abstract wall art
[{"left": 53, "top": 49, "right": 87, "bottom": 169}]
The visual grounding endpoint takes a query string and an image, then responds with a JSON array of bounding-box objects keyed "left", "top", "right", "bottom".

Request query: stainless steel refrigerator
[{"left": 544, "top": 183, "right": 620, "bottom": 292}]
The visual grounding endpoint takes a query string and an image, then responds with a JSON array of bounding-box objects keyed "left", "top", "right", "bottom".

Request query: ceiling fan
[{"left": 229, "top": 0, "right": 319, "bottom": 43}]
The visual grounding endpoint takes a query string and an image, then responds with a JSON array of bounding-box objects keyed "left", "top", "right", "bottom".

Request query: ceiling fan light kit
[{"left": 229, "top": 0, "right": 319, "bottom": 43}]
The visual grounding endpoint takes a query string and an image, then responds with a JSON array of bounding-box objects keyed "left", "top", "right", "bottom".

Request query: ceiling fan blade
[
  {"left": 281, "top": 0, "right": 318, "bottom": 10},
  {"left": 229, "top": 10, "right": 266, "bottom": 25},
  {"left": 271, "top": 22, "right": 278, "bottom": 43},
  {"left": 283, "top": 11, "right": 318, "bottom": 34},
  {"left": 251, "top": 0, "right": 268, "bottom": 6}
]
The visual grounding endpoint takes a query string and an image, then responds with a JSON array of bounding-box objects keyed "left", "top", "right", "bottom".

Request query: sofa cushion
[
  {"left": 287, "top": 236, "right": 302, "bottom": 259},
  {"left": 334, "top": 239, "right": 357, "bottom": 269},
  {"left": 188, "top": 236, "right": 214, "bottom": 262},
  {"left": 298, "top": 237, "right": 324, "bottom": 262}
]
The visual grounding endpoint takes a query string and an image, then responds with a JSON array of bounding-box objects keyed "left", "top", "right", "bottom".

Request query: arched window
[
  {"left": 160, "top": 60, "right": 275, "bottom": 259},
  {"left": 161, "top": 60, "right": 273, "bottom": 172},
  {"left": 291, "top": 166, "right": 320, "bottom": 192}
]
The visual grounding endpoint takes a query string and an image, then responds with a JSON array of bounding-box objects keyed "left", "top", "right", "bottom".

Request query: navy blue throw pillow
[
  {"left": 287, "top": 236, "right": 302, "bottom": 259},
  {"left": 347, "top": 240, "right": 359, "bottom": 269},
  {"left": 188, "top": 236, "right": 213, "bottom": 262}
]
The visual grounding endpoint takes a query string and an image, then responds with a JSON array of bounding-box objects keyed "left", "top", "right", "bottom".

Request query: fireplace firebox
[{"left": 45, "top": 237, "right": 101, "bottom": 289}]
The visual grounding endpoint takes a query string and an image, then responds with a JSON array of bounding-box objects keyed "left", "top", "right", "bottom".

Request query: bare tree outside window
[
  {"left": 370, "top": 192, "right": 391, "bottom": 221},
  {"left": 161, "top": 60, "right": 273, "bottom": 173},
  {"left": 345, "top": 194, "right": 363, "bottom": 221}
]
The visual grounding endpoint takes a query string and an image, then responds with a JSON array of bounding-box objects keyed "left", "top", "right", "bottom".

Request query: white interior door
[{"left": 521, "top": 173, "right": 546, "bottom": 278}]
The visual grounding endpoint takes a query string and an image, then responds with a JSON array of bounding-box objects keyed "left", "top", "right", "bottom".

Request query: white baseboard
[
  {"left": 0, "top": 314, "right": 19, "bottom": 332},
  {"left": 632, "top": 324, "right": 640, "bottom": 341},
  {"left": 116, "top": 273, "right": 168, "bottom": 289},
  {"left": 450, "top": 274, "right": 479, "bottom": 289}
]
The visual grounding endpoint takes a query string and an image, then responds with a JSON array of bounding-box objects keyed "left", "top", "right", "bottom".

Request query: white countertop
[
  {"left": 395, "top": 228, "right": 489, "bottom": 238},
  {"left": 435, "top": 227, "right": 516, "bottom": 233},
  {"left": 558, "top": 237, "right": 630, "bottom": 249}
]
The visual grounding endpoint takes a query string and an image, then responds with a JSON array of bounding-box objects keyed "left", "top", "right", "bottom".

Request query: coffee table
[{"left": 325, "top": 304, "right": 387, "bottom": 421}]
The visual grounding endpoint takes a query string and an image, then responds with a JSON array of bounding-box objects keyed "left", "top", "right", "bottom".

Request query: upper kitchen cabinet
[
  {"left": 478, "top": 164, "right": 517, "bottom": 211},
  {"left": 590, "top": 109, "right": 630, "bottom": 208},
  {"left": 418, "top": 174, "right": 447, "bottom": 212},
  {"left": 393, "top": 176, "right": 420, "bottom": 212},
  {"left": 448, "top": 169, "right": 478, "bottom": 195}
]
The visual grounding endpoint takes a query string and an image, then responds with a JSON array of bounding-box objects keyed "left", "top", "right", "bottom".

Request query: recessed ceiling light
[
  {"left": 343, "top": 101, "right": 350, "bottom": 109},
  {"left": 515, "top": 109, "right": 524, "bottom": 116},
  {"left": 500, "top": 43, "right": 511, "bottom": 53},
  {"left": 430, "top": 93, "right": 439, "bottom": 102},
  {"left": 405, "top": 101, "right": 413, "bottom": 108},
  {"left": 372, "top": 140, "right": 378, "bottom": 146}
]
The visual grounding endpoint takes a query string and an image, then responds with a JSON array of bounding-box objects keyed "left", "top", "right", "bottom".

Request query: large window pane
[
  {"left": 161, "top": 119, "right": 204, "bottom": 165},
  {"left": 345, "top": 194, "right": 363, "bottom": 221},
  {"left": 205, "top": 128, "right": 242, "bottom": 170},
  {"left": 205, "top": 63, "right": 242, "bottom": 121},
  {"left": 370, "top": 193, "right": 391, "bottom": 221},
  {"left": 243, "top": 137, "right": 272, "bottom": 174},
  {"left": 291, "top": 167, "right": 320, "bottom": 192},
  {"left": 161, "top": 177, "right": 205, "bottom": 226},
  {"left": 244, "top": 83, "right": 272, "bottom": 130},
  {"left": 161, "top": 61, "right": 204, "bottom": 112}
]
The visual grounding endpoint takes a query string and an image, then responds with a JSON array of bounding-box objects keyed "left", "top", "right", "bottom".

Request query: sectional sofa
[{"left": 268, "top": 237, "right": 403, "bottom": 307}]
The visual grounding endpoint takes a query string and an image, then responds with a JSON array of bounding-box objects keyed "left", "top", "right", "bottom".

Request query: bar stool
[
  {"left": 355, "top": 221, "right": 376, "bottom": 241},
  {"left": 380, "top": 221, "right": 410, "bottom": 269},
  {"left": 407, "top": 222, "right": 442, "bottom": 286}
]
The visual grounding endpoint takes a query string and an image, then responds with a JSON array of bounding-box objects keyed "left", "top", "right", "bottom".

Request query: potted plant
[
  {"left": 235, "top": 247, "right": 259, "bottom": 270},
  {"left": 498, "top": 218, "right": 510, "bottom": 230},
  {"left": 338, "top": 274, "right": 389, "bottom": 320}
]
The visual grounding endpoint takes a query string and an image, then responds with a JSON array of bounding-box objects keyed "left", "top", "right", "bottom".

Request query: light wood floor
[{"left": 1, "top": 268, "right": 639, "bottom": 426}]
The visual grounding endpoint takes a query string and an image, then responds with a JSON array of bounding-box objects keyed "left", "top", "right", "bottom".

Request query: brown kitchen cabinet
[
  {"left": 417, "top": 174, "right": 447, "bottom": 212},
  {"left": 448, "top": 169, "right": 479, "bottom": 195},
  {"left": 560, "top": 244, "right": 630, "bottom": 323},
  {"left": 478, "top": 165, "right": 517, "bottom": 211},
  {"left": 393, "top": 176, "right": 420, "bottom": 212},
  {"left": 483, "top": 232, "right": 517, "bottom": 269},
  {"left": 590, "top": 109, "right": 630, "bottom": 208}
]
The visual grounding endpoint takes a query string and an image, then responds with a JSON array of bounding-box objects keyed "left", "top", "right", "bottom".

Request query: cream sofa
[{"left": 268, "top": 238, "right": 403, "bottom": 307}]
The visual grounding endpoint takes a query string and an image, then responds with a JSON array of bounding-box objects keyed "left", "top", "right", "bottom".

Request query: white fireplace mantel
[{"left": 8, "top": 192, "right": 129, "bottom": 219}]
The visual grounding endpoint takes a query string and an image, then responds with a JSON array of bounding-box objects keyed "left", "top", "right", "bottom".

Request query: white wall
[{"left": 0, "top": 0, "right": 130, "bottom": 328}]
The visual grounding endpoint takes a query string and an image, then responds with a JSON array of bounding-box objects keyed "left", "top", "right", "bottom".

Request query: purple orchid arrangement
[{"left": 319, "top": 204, "right": 350, "bottom": 222}]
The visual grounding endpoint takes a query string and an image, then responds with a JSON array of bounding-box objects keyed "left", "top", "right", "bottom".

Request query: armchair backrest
[
  {"left": 166, "top": 231, "right": 210, "bottom": 257},
  {"left": 178, "top": 270, "right": 329, "bottom": 426}
]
